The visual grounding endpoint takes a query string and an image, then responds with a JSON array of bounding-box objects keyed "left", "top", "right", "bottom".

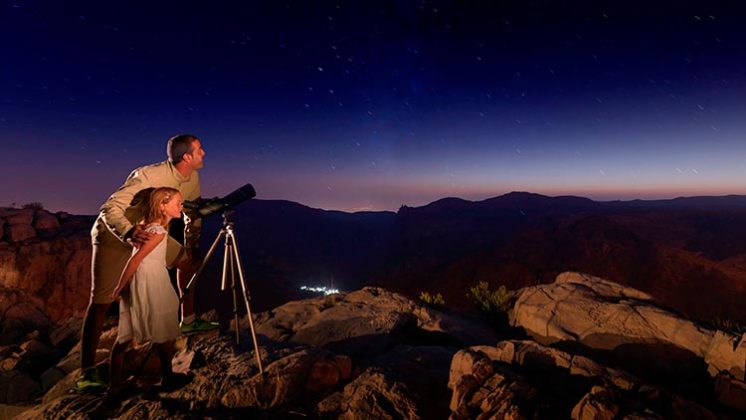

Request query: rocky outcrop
[
  {"left": 0, "top": 318, "right": 82, "bottom": 404},
  {"left": 510, "top": 271, "right": 746, "bottom": 384},
  {"left": 16, "top": 282, "right": 746, "bottom": 418},
  {"left": 0, "top": 207, "right": 93, "bottom": 323},
  {"left": 252, "top": 287, "right": 500, "bottom": 352},
  {"left": 0, "top": 288, "right": 50, "bottom": 345},
  {"left": 22, "top": 289, "right": 495, "bottom": 419},
  {"left": 448, "top": 340, "right": 716, "bottom": 419}
]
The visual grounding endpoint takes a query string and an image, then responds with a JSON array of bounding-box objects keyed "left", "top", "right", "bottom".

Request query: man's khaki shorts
[{"left": 90, "top": 230, "right": 183, "bottom": 304}]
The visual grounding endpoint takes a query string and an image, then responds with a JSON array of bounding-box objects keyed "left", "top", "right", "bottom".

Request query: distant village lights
[{"left": 300, "top": 285, "right": 340, "bottom": 295}]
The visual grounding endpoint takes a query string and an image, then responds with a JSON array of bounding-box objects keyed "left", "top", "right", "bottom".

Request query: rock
[
  {"left": 5, "top": 223, "right": 35, "bottom": 242},
  {"left": 48, "top": 318, "right": 82, "bottom": 349},
  {"left": 19, "top": 339, "right": 57, "bottom": 376},
  {"left": 1, "top": 354, "right": 21, "bottom": 371},
  {"left": 704, "top": 331, "right": 746, "bottom": 380},
  {"left": 318, "top": 345, "right": 454, "bottom": 419},
  {"left": 5, "top": 209, "right": 34, "bottom": 226},
  {"left": 40, "top": 366, "right": 67, "bottom": 391},
  {"left": 510, "top": 271, "right": 744, "bottom": 382},
  {"left": 34, "top": 210, "right": 60, "bottom": 230},
  {"left": 448, "top": 345, "right": 538, "bottom": 419},
  {"left": 0, "top": 299, "right": 50, "bottom": 344},
  {"left": 33, "top": 211, "right": 59, "bottom": 230},
  {"left": 252, "top": 287, "right": 498, "bottom": 359},
  {"left": 0, "top": 369, "right": 41, "bottom": 403},
  {"left": 449, "top": 348, "right": 483, "bottom": 389},
  {"left": 318, "top": 371, "right": 419, "bottom": 420},
  {"left": 306, "top": 355, "right": 352, "bottom": 392},
  {"left": 222, "top": 347, "right": 335, "bottom": 409},
  {"left": 450, "top": 373, "right": 480, "bottom": 412},
  {"left": 0, "top": 224, "right": 91, "bottom": 323},
  {"left": 0, "top": 318, "right": 26, "bottom": 345},
  {"left": 2, "top": 301, "right": 51, "bottom": 332},
  {"left": 714, "top": 373, "right": 746, "bottom": 413},
  {"left": 571, "top": 386, "right": 620, "bottom": 420},
  {"left": 451, "top": 340, "right": 718, "bottom": 419},
  {"left": 463, "top": 340, "right": 642, "bottom": 393}
]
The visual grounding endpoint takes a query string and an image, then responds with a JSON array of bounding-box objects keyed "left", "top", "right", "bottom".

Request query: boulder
[
  {"left": 221, "top": 347, "right": 338, "bottom": 409},
  {"left": 48, "top": 318, "right": 82, "bottom": 349},
  {"left": 317, "top": 371, "right": 421, "bottom": 420},
  {"left": 18, "top": 339, "right": 57, "bottom": 376},
  {"left": 510, "top": 271, "right": 744, "bottom": 382},
  {"left": 704, "top": 332, "right": 746, "bottom": 380},
  {"left": 714, "top": 374, "right": 746, "bottom": 413},
  {"left": 571, "top": 386, "right": 620, "bottom": 420},
  {"left": 251, "top": 287, "right": 498, "bottom": 358},
  {"left": 33, "top": 212, "right": 60, "bottom": 230},
  {"left": 5, "top": 223, "right": 35, "bottom": 242},
  {"left": 0, "top": 369, "right": 41, "bottom": 403},
  {"left": 450, "top": 340, "right": 715, "bottom": 419},
  {"left": 0, "top": 230, "right": 92, "bottom": 322},
  {"left": 5, "top": 209, "right": 34, "bottom": 226}
]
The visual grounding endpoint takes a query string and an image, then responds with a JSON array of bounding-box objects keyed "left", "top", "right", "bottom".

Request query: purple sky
[{"left": 2, "top": 1, "right": 746, "bottom": 213}]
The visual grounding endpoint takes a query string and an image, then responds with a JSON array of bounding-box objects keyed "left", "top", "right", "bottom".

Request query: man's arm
[{"left": 100, "top": 168, "right": 148, "bottom": 243}]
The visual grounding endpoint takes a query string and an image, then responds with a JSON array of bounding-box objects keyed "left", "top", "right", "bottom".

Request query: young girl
[{"left": 108, "top": 187, "right": 190, "bottom": 396}]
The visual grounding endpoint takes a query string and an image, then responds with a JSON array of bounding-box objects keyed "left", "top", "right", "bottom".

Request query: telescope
[{"left": 183, "top": 183, "right": 256, "bottom": 218}]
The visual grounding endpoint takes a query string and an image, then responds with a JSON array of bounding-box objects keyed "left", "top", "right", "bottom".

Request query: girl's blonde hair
[{"left": 147, "top": 187, "right": 181, "bottom": 224}]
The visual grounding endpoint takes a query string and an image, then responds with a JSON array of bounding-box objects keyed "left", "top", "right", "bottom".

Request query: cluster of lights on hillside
[{"left": 300, "top": 285, "right": 340, "bottom": 295}]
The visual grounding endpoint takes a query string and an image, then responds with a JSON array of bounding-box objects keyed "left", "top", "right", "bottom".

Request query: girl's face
[{"left": 161, "top": 192, "right": 184, "bottom": 219}]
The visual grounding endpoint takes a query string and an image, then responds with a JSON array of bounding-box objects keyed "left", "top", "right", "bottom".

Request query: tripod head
[{"left": 221, "top": 210, "right": 236, "bottom": 227}]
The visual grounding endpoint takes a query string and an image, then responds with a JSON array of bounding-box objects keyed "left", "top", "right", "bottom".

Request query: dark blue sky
[{"left": 2, "top": 0, "right": 746, "bottom": 213}]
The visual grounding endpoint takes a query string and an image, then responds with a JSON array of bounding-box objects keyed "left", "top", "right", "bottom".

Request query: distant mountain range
[{"left": 194, "top": 192, "right": 746, "bottom": 325}]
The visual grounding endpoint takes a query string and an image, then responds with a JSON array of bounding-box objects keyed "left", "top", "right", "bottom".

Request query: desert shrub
[
  {"left": 419, "top": 291, "right": 446, "bottom": 308},
  {"left": 22, "top": 202, "right": 44, "bottom": 210},
  {"left": 712, "top": 318, "right": 746, "bottom": 335},
  {"left": 468, "top": 281, "right": 512, "bottom": 316}
]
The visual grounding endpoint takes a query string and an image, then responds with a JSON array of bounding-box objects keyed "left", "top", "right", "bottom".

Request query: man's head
[{"left": 167, "top": 134, "right": 205, "bottom": 170}]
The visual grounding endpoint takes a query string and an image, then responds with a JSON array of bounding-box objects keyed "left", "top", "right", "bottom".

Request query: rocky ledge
[
  {"left": 0, "top": 207, "right": 94, "bottom": 325},
  {"left": 13, "top": 276, "right": 746, "bottom": 419}
]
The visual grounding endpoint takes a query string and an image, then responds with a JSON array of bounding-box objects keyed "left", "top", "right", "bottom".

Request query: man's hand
[
  {"left": 127, "top": 224, "right": 155, "bottom": 248},
  {"left": 186, "top": 248, "right": 203, "bottom": 271}
]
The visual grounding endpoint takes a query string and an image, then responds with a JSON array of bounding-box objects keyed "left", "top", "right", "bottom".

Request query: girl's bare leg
[{"left": 157, "top": 340, "right": 175, "bottom": 379}]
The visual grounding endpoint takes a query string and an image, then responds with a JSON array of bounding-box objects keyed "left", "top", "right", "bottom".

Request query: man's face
[{"left": 185, "top": 139, "right": 206, "bottom": 170}]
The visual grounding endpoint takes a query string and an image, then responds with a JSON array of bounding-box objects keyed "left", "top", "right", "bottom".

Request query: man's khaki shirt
[{"left": 91, "top": 160, "right": 201, "bottom": 250}]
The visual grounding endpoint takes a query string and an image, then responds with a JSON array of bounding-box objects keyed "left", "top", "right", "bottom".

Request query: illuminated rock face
[
  {"left": 0, "top": 208, "right": 93, "bottom": 323},
  {"left": 13, "top": 281, "right": 746, "bottom": 417},
  {"left": 510, "top": 271, "right": 746, "bottom": 384}
]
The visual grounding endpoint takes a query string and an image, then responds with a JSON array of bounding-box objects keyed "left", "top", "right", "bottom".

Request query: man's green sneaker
[
  {"left": 180, "top": 317, "right": 219, "bottom": 334},
  {"left": 74, "top": 369, "right": 106, "bottom": 393}
]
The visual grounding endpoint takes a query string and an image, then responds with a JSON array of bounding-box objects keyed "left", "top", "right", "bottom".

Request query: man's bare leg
[
  {"left": 177, "top": 252, "right": 218, "bottom": 332},
  {"left": 177, "top": 257, "right": 195, "bottom": 321},
  {"left": 76, "top": 301, "right": 110, "bottom": 391},
  {"left": 81, "top": 302, "right": 110, "bottom": 368}
]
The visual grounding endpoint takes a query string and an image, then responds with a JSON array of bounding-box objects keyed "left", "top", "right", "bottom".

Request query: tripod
[{"left": 182, "top": 211, "right": 264, "bottom": 374}]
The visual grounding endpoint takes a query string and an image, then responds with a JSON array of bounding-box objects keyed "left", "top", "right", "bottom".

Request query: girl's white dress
[{"left": 117, "top": 224, "right": 180, "bottom": 344}]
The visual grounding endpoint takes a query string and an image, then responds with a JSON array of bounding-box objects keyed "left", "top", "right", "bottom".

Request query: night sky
[{"left": 3, "top": 1, "right": 746, "bottom": 213}]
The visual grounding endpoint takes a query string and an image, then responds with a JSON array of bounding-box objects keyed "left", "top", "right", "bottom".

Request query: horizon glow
[{"left": 2, "top": 2, "right": 746, "bottom": 214}]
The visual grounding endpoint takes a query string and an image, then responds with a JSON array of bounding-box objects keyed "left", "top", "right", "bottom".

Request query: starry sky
[{"left": 2, "top": 0, "right": 746, "bottom": 213}]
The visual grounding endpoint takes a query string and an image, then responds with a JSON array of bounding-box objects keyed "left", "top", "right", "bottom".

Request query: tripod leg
[
  {"left": 221, "top": 236, "right": 230, "bottom": 291},
  {"left": 183, "top": 229, "right": 225, "bottom": 298},
  {"left": 229, "top": 233, "right": 264, "bottom": 374},
  {"left": 229, "top": 248, "right": 240, "bottom": 344}
]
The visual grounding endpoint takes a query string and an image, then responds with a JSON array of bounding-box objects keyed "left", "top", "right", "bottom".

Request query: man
[{"left": 76, "top": 134, "right": 218, "bottom": 392}]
